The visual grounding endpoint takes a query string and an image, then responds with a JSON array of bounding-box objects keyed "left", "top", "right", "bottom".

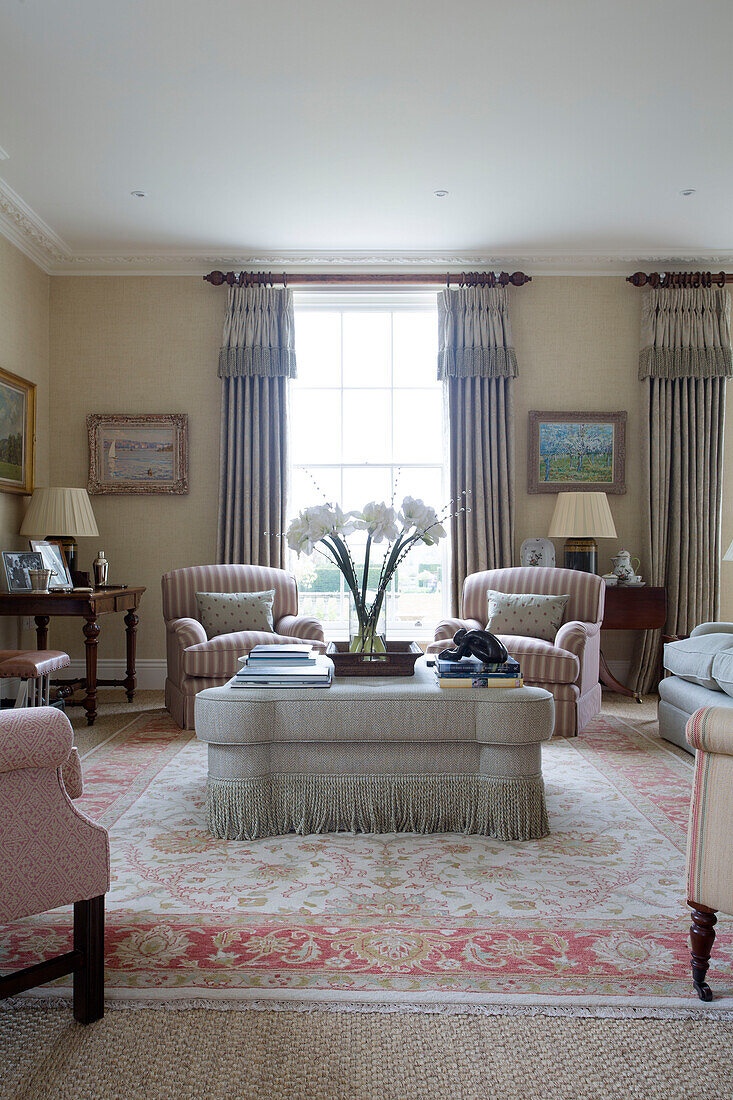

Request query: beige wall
[
  {"left": 47, "top": 273, "right": 732, "bottom": 665},
  {"left": 0, "top": 236, "right": 50, "bottom": 647}
]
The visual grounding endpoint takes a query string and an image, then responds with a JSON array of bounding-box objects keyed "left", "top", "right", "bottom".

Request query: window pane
[
  {"left": 342, "top": 466, "right": 393, "bottom": 512},
  {"left": 342, "top": 390, "right": 391, "bottom": 462},
  {"left": 392, "top": 389, "right": 443, "bottom": 463},
  {"left": 290, "top": 389, "right": 341, "bottom": 463},
  {"left": 291, "top": 466, "right": 342, "bottom": 511},
  {"left": 342, "top": 313, "right": 390, "bottom": 387},
  {"left": 393, "top": 311, "right": 438, "bottom": 387},
  {"left": 394, "top": 467, "right": 444, "bottom": 513},
  {"left": 293, "top": 312, "right": 341, "bottom": 387}
]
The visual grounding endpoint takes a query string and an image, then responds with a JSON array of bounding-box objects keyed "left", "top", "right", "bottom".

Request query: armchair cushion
[
  {"left": 486, "top": 590, "right": 569, "bottom": 643},
  {"left": 496, "top": 635, "right": 580, "bottom": 685},
  {"left": 196, "top": 589, "right": 275, "bottom": 638}
]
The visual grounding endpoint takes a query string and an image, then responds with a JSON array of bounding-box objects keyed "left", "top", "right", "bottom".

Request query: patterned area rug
[{"left": 3, "top": 712, "right": 732, "bottom": 1012}]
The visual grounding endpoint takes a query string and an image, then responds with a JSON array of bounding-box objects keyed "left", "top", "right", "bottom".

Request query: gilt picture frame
[
  {"left": 0, "top": 366, "right": 36, "bottom": 496},
  {"left": 87, "top": 413, "right": 188, "bottom": 495},
  {"left": 528, "top": 410, "right": 626, "bottom": 494}
]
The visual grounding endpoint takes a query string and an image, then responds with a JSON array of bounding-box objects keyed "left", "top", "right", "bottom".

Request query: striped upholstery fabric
[
  {"left": 162, "top": 565, "right": 326, "bottom": 730},
  {"left": 686, "top": 707, "right": 733, "bottom": 916},
  {"left": 432, "top": 567, "right": 605, "bottom": 738}
]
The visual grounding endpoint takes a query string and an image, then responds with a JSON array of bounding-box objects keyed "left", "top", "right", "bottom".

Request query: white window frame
[{"left": 290, "top": 288, "right": 449, "bottom": 641}]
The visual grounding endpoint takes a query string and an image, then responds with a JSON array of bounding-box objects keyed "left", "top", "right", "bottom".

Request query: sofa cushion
[
  {"left": 486, "top": 590, "right": 569, "bottom": 643},
  {"left": 496, "top": 635, "right": 580, "bottom": 685},
  {"left": 712, "top": 650, "right": 733, "bottom": 698},
  {"left": 196, "top": 590, "right": 275, "bottom": 639},
  {"left": 663, "top": 634, "right": 733, "bottom": 691}
]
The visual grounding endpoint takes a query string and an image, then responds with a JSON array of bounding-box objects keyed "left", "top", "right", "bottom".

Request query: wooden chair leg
[
  {"left": 689, "top": 900, "right": 717, "bottom": 1002},
  {"left": 73, "top": 895, "right": 105, "bottom": 1024}
]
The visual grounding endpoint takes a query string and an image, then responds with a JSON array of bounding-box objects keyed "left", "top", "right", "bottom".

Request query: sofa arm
[
  {"left": 426, "top": 618, "right": 485, "bottom": 655},
  {"left": 0, "top": 706, "right": 73, "bottom": 774},
  {"left": 686, "top": 707, "right": 733, "bottom": 756},
  {"left": 167, "top": 617, "right": 208, "bottom": 649},
  {"left": 275, "top": 614, "right": 327, "bottom": 649},
  {"left": 62, "top": 747, "right": 83, "bottom": 799},
  {"left": 690, "top": 622, "right": 733, "bottom": 638}
]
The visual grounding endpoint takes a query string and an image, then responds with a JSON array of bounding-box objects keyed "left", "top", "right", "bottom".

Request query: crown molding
[{"left": 1, "top": 178, "right": 732, "bottom": 275}]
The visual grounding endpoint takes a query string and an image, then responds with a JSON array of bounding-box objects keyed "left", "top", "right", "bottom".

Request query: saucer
[{"left": 620, "top": 581, "right": 646, "bottom": 587}]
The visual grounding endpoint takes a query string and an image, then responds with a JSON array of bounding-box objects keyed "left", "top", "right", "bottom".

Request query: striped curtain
[
  {"left": 633, "top": 288, "right": 732, "bottom": 694},
  {"left": 438, "top": 285, "right": 518, "bottom": 614},
  {"left": 217, "top": 286, "right": 297, "bottom": 567}
]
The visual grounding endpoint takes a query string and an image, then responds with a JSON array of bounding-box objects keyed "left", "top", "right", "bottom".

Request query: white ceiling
[{"left": 1, "top": 0, "right": 732, "bottom": 273}]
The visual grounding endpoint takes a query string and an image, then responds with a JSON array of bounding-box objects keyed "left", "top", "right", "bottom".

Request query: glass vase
[{"left": 348, "top": 596, "right": 387, "bottom": 658}]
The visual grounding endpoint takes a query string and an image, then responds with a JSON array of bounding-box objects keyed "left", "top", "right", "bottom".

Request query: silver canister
[{"left": 93, "top": 550, "right": 109, "bottom": 587}]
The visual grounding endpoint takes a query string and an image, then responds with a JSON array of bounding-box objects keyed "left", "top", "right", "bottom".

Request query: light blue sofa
[{"left": 659, "top": 622, "right": 733, "bottom": 754}]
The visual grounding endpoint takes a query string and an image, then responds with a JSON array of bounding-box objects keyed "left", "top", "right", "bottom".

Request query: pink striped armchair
[
  {"left": 430, "top": 567, "right": 605, "bottom": 738},
  {"left": 163, "top": 564, "right": 326, "bottom": 729},
  {"left": 0, "top": 707, "right": 109, "bottom": 1022}
]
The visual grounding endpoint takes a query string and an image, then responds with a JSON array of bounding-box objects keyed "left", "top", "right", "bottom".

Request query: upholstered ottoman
[{"left": 194, "top": 658, "right": 555, "bottom": 841}]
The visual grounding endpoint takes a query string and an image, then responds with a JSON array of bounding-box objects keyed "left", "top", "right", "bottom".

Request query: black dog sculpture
[{"left": 439, "top": 627, "right": 509, "bottom": 666}]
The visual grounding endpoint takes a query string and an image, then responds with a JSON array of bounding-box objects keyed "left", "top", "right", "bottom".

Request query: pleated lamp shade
[
  {"left": 548, "top": 492, "right": 617, "bottom": 539},
  {"left": 20, "top": 487, "right": 99, "bottom": 538},
  {"left": 724, "top": 541, "right": 733, "bottom": 562}
]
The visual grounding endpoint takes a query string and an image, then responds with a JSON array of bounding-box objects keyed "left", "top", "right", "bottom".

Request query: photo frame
[
  {"left": 527, "top": 410, "right": 626, "bottom": 494},
  {"left": 87, "top": 413, "right": 188, "bottom": 495},
  {"left": 2, "top": 550, "right": 44, "bottom": 593},
  {"left": 29, "top": 539, "right": 73, "bottom": 590},
  {"left": 0, "top": 366, "right": 36, "bottom": 496}
]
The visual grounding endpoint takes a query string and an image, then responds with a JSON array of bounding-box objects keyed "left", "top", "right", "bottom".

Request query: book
[
  {"left": 437, "top": 675, "right": 524, "bottom": 689},
  {"left": 239, "top": 644, "right": 317, "bottom": 666},
  {"left": 246, "top": 644, "right": 315, "bottom": 657},
  {"left": 436, "top": 667, "right": 521, "bottom": 679},
  {"left": 436, "top": 655, "right": 519, "bottom": 671}
]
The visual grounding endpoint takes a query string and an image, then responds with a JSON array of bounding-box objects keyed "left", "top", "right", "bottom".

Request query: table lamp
[
  {"left": 20, "top": 487, "right": 99, "bottom": 575},
  {"left": 548, "top": 491, "right": 617, "bottom": 573}
]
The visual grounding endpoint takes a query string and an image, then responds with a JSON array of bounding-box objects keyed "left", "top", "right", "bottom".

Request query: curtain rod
[
  {"left": 627, "top": 271, "right": 733, "bottom": 288},
  {"left": 203, "top": 270, "right": 532, "bottom": 288}
]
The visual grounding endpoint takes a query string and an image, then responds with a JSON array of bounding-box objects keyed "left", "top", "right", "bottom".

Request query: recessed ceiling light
[
  {"left": 130, "top": 190, "right": 148, "bottom": 198},
  {"left": 434, "top": 189, "right": 449, "bottom": 198},
  {"left": 679, "top": 188, "right": 697, "bottom": 197}
]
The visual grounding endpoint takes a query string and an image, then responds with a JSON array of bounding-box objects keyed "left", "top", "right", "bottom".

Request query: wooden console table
[
  {"left": 600, "top": 585, "right": 666, "bottom": 703},
  {"left": 0, "top": 586, "right": 145, "bottom": 725}
]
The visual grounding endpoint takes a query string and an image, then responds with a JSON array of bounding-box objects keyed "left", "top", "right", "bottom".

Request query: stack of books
[
  {"left": 434, "top": 654, "right": 523, "bottom": 689},
  {"left": 232, "top": 643, "right": 333, "bottom": 689}
]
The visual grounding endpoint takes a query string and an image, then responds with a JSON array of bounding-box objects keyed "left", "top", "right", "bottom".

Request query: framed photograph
[
  {"left": 2, "top": 550, "right": 44, "bottom": 593},
  {"left": 528, "top": 411, "right": 626, "bottom": 494},
  {"left": 0, "top": 366, "right": 36, "bottom": 496},
  {"left": 29, "top": 539, "right": 73, "bottom": 589},
  {"left": 87, "top": 413, "right": 188, "bottom": 495}
]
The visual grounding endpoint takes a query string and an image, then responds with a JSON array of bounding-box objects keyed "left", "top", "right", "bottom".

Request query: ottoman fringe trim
[{"left": 206, "top": 773, "right": 549, "bottom": 841}]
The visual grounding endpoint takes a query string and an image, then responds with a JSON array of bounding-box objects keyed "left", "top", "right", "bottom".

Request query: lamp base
[{"left": 563, "top": 537, "right": 598, "bottom": 574}]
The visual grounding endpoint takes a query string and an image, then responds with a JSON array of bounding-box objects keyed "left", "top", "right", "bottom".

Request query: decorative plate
[{"left": 520, "top": 537, "right": 556, "bottom": 569}]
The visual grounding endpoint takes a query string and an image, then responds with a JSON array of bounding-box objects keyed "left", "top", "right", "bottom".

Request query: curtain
[
  {"left": 633, "top": 288, "right": 731, "bottom": 694},
  {"left": 217, "top": 285, "right": 297, "bottom": 567},
  {"left": 438, "top": 286, "right": 517, "bottom": 613}
]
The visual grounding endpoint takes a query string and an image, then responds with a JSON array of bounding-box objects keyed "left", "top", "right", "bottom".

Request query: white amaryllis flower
[
  {"left": 399, "top": 496, "right": 432, "bottom": 533},
  {"left": 353, "top": 501, "right": 399, "bottom": 544},
  {"left": 415, "top": 505, "right": 447, "bottom": 545},
  {"left": 286, "top": 503, "right": 359, "bottom": 556}
]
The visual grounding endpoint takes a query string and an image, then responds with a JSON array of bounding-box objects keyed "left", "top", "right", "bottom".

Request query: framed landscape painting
[
  {"left": 87, "top": 414, "right": 188, "bottom": 495},
  {"left": 528, "top": 410, "right": 626, "bottom": 494},
  {"left": 0, "top": 366, "right": 35, "bottom": 495}
]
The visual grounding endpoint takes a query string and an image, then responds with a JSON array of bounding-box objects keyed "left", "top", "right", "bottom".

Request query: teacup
[{"left": 628, "top": 574, "right": 643, "bottom": 584}]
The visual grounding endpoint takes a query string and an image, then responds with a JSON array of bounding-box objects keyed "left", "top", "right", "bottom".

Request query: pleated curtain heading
[
  {"left": 437, "top": 285, "right": 517, "bottom": 614},
  {"left": 217, "top": 285, "right": 296, "bottom": 568},
  {"left": 639, "top": 287, "right": 732, "bottom": 380}
]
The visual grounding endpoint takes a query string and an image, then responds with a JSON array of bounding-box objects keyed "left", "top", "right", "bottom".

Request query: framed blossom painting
[{"left": 527, "top": 410, "right": 626, "bottom": 494}]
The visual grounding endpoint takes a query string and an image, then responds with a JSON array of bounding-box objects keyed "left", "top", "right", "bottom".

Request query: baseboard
[
  {"left": 65, "top": 659, "right": 167, "bottom": 691},
  {"left": 605, "top": 659, "right": 632, "bottom": 685}
]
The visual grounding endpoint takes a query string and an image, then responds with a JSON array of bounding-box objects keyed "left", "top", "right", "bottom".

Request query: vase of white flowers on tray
[{"left": 286, "top": 496, "right": 448, "bottom": 658}]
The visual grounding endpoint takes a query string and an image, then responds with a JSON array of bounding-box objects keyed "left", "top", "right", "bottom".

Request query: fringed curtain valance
[
  {"left": 639, "top": 287, "right": 732, "bottom": 380},
  {"left": 437, "top": 285, "right": 518, "bottom": 379},
  {"left": 218, "top": 285, "right": 297, "bottom": 378},
  {"left": 633, "top": 287, "right": 731, "bottom": 694},
  {"left": 438, "top": 286, "right": 517, "bottom": 612},
  {"left": 217, "top": 285, "right": 296, "bottom": 567}
]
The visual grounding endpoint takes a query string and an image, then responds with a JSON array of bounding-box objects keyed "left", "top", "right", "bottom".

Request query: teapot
[{"left": 611, "top": 548, "right": 641, "bottom": 583}]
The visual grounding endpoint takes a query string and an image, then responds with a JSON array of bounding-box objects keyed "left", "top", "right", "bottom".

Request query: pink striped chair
[
  {"left": 685, "top": 706, "right": 733, "bottom": 1001},
  {"left": 163, "top": 564, "right": 326, "bottom": 729},
  {"left": 430, "top": 567, "right": 605, "bottom": 738},
  {"left": 0, "top": 707, "right": 109, "bottom": 1023}
]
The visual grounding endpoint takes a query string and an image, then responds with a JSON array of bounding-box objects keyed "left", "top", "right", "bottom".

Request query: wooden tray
[{"left": 326, "top": 640, "right": 423, "bottom": 677}]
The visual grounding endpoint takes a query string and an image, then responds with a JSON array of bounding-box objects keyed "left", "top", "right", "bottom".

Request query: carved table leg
[
  {"left": 35, "top": 615, "right": 50, "bottom": 650},
  {"left": 599, "top": 649, "right": 642, "bottom": 703},
  {"left": 82, "top": 615, "right": 100, "bottom": 725},
  {"left": 124, "top": 609, "right": 139, "bottom": 702},
  {"left": 689, "top": 901, "right": 718, "bottom": 1001}
]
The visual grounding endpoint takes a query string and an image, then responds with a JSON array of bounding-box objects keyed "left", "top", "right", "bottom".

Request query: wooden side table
[
  {"left": 600, "top": 585, "right": 666, "bottom": 702},
  {"left": 0, "top": 586, "right": 145, "bottom": 725}
]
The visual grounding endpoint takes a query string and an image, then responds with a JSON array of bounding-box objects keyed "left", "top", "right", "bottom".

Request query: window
[{"left": 289, "top": 291, "right": 447, "bottom": 638}]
